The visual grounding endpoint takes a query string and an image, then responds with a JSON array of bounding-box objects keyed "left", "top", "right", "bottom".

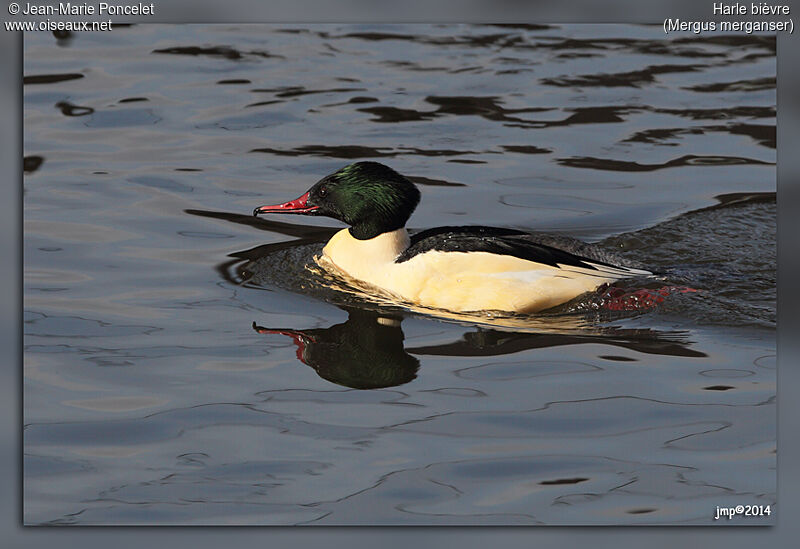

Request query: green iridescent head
[{"left": 254, "top": 162, "right": 421, "bottom": 240}]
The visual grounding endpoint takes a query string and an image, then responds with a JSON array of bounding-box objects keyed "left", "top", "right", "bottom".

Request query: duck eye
[{"left": 318, "top": 186, "right": 328, "bottom": 197}]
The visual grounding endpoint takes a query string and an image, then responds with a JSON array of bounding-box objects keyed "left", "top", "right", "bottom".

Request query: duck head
[{"left": 253, "top": 161, "right": 421, "bottom": 240}]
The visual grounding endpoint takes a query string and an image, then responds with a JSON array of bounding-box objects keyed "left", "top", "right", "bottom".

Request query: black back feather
[{"left": 395, "top": 226, "right": 638, "bottom": 271}]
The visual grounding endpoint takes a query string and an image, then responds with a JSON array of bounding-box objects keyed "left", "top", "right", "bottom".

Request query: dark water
[{"left": 23, "top": 24, "right": 775, "bottom": 525}]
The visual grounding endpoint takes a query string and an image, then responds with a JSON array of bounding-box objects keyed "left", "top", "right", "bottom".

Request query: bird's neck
[{"left": 322, "top": 228, "right": 410, "bottom": 275}]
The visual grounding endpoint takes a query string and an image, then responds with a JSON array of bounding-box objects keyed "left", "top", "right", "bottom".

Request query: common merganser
[{"left": 253, "top": 162, "right": 651, "bottom": 313}]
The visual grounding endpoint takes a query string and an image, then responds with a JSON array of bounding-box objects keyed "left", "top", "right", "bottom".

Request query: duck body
[
  {"left": 319, "top": 226, "right": 649, "bottom": 313},
  {"left": 254, "top": 162, "right": 651, "bottom": 314}
]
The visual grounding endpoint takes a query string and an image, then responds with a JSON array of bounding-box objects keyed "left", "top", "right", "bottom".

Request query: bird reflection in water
[
  {"left": 254, "top": 306, "right": 705, "bottom": 390},
  {"left": 253, "top": 308, "right": 419, "bottom": 389}
]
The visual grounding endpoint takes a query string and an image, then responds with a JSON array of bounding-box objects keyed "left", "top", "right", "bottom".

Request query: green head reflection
[{"left": 254, "top": 308, "right": 419, "bottom": 390}]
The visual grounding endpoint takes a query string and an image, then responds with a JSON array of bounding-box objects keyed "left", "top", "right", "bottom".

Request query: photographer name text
[{"left": 20, "top": 2, "right": 154, "bottom": 15}]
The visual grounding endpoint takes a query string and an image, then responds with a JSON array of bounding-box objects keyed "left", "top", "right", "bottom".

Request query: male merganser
[{"left": 253, "top": 162, "right": 651, "bottom": 313}]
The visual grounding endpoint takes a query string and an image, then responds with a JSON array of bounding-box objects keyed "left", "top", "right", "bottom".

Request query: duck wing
[{"left": 396, "top": 226, "right": 650, "bottom": 276}]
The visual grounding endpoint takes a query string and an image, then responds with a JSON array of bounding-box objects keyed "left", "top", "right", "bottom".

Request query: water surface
[{"left": 24, "top": 24, "right": 775, "bottom": 525}]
